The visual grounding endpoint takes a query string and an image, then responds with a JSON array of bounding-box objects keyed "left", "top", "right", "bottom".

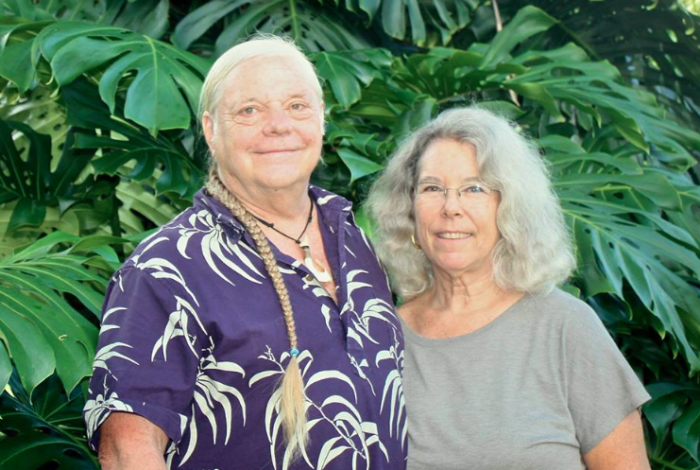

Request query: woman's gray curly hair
[{"left": 366, "top": 105, "right": 575, "bottom": 298}]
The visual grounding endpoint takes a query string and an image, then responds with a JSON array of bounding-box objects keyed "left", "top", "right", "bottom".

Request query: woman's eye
[
  {"left": 421, "top": 185, "right": 443, "bottom": 193},
  {"left": 463, "top": 185, "right": 485, "bottom": 193}
]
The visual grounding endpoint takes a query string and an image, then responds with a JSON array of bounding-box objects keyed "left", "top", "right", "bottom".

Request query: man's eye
[
  {"left": 240, "top": 107, "right": 257, "bottom": 115},
  {"left": 290, "top": 102, "right": 308, "bottom": 111}
]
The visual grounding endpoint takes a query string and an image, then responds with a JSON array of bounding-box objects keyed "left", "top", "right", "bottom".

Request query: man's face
[{"left": 203, "top": 55, "right": 325, "bottom": 198}]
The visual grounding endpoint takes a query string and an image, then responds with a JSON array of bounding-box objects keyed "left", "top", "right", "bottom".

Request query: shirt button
[{"left": 304, "top": 274, "right": 314, "bottom": 282}]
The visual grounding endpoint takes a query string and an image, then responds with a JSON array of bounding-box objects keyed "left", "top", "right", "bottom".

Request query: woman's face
[{"left": 413, "top": 139, "right": 501, "bottom": 279}]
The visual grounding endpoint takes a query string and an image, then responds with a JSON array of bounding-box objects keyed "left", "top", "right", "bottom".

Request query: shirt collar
[{"left": 193, "top": 185, "right": 352, "bottom": 232}]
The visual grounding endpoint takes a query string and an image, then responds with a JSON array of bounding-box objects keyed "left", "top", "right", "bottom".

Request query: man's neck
[{"left": 218, "top": 170, "right": 312, "bottom": 226}]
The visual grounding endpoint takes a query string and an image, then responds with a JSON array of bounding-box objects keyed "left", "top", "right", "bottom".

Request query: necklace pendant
[{"left": 299, "top": 238, "right": 332, "bottom": 283}]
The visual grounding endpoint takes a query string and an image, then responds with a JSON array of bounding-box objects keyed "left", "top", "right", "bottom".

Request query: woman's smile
[{"left": 436, "top": 232, "right": 473, "bottom": 240}]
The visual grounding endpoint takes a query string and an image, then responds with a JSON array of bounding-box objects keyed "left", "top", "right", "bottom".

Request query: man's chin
[{"left": 256, "top": 173, "right": 311, "bottom": 193}]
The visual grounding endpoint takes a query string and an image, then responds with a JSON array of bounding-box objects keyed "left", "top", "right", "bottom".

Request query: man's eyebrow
[{"left": 232, "top": 93, "right": 313, "bottom": 104}]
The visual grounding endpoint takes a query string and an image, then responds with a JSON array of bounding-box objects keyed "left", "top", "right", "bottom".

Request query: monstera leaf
[
  {"left": 558, "top": 187, "right": 700, "bottom": 367},
  {"left": 495, "top": 0, "right": 700, "bottom": 128},
  {"left": 0, "top": 82, "right": 70, "bottom": 161},
  {"left": 0, "top": 374, "right": 97, "bottom": 470},
  {"left": 173, "top": 0, "right": 370, "bottom": 55},
  {"left": 0, "top": 17, "right": 51, "bottom": 93},
  {"left": 341, "top": 0, "right": 475, "bottom": 46},
  {"left": 0, "top": 0, "right": 171, "bottom": 97},
  {"left": 312, "top": 49, "right": 391, "bottom": 109},
  {"left": 116, "top": 179, "right": 187, "bottom": 235},
  {"left": 61, "top": 79, "right": 204, "bottom": 197},
  {"left": 0, "top": 231, "right": 123, "bottom": 395},
  {"left": 107, "top": 0, "right": 170, "bottom": 40},
  {"left": 546, "top": 130, "right": 700, "bottom": 372},
  {"left": 1, "top": 0, "right": 107, "bottom": 23},
  {"left": 30, "top": 21, "right": 210, "bottom": 135},
  {"left": 0, "top": 117, "right": 115, "bottom": 234},
  {"left": 376, "top": 0, "right": 473, "bottom": 45}
]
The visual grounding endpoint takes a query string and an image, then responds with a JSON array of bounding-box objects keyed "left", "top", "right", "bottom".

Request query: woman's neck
[
  {"left": 400, "top": 270, "right": 524, "bottom": 338},
  {"left": 427, "top": 268, "right": 520, "bottom": 318}
]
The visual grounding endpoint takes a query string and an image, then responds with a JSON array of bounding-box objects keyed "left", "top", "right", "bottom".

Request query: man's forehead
[{"left": 220, "top": 55, "right": 320, "bottom": 103}]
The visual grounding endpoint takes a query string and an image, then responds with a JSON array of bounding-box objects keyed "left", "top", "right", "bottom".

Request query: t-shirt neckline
[{"left": 400, "top": 293, "right": 536, "bottom": 348}]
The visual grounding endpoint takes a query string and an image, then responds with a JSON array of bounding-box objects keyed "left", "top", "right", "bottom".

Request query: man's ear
[
  {"left": 202, "top": 111, "right": 216, "bottom": 148},
  {"left": 320, "top": 102, "right": 326, "bottom": 136}
]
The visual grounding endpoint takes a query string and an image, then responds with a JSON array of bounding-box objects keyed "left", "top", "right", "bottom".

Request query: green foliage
[
  {"left": 0, "top": 375, "right": 98, "bottom": 469},
  {"left": 0, "top": 232, "right": 124, "bottom": 395},
  {"left": 1, "top": 0, "right": 700, "bottom": 468},
  {"left": 173, "top": 0, "right": 371, "bottom": 54},
  {"left": 36, "top": 21, "right": 210, "bottom": 134}
]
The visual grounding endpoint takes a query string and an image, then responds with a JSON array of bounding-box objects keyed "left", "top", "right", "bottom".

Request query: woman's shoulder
[
  {"left": 532, "top": 288, "right": 592, "bottom": 312},
  {"left": 396, "top": 295, "right": 427, "bottom": 328},
  {"left": 526, "top": 288, "right": 604, "bottom": 333}
]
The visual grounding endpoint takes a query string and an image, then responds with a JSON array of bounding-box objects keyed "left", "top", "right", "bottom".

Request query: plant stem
[
  {"left": 490, "top": 0, "right": 520, "bottom": 106},
  {"left": 289, "top": 0, "right": 301, "bottom": 44}
]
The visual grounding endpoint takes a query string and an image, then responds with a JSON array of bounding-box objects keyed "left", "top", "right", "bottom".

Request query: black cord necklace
[
  {"left": 251, "top": 195, "right": 332, "bottom": 283},
  {"left": 251, "top": 194, "right": 314, "bottom": 244}
]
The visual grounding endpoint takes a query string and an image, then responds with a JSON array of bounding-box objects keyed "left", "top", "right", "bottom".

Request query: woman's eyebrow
[
  {"left": 416, "top": 176, "right": 441, "bottom": 184},
  {"left": 416, "top": 176, "right": 482, "bottom": 184}
]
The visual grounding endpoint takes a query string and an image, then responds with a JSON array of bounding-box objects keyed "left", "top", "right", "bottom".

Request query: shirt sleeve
[
  {"left": 562, "top": 298, "right": 651, "bottom": 454},
  {"left": 83, "top": 266, "right": 203, "bottom": 451}
]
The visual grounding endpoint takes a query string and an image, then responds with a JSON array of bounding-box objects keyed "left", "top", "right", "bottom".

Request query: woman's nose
[{"left": 441, "top": 190, "right": 464, "bottom": 217}]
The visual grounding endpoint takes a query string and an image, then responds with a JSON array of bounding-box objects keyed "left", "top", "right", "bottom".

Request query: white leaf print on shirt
[
  {"left": 179, "top": 343, "right": 247, "bottom": 466},
  {"left": 341, "top": 270, "right": 398, "bottom": 348},
  {"left": 250, "top": 347, "right": 389, "bottom": 470},
  {"left": 375, "top": 329, "right": 406, "bottom": 448},
  {"left": 174, "top": 210, "right": 265, "bottom": 285},
  {"left": 83, "top": 380, "right": 134, "bottom": 444},
  {"left": 93, "top": 307, "right": 139, "bottom": 374}
]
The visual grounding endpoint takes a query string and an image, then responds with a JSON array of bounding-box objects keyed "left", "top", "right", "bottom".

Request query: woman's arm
[
  {"left": 583, "top": 409, "right": 651, "bottom": 470},
  {"left": 98, "top": 412, "right": 170, "bottom": 470}
]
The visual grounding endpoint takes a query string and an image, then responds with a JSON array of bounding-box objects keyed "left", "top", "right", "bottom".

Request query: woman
[{"left": 368, "top": 106, "right": 650, "bottom": 470}]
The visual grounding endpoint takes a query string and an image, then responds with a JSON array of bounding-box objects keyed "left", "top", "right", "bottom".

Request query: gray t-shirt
[{"left": 402, "top": 288, "right": 650, "bottom": 470}]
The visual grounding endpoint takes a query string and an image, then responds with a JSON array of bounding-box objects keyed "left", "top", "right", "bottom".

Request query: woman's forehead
[{"left": 417, "top": 140, "right": 478, "bottom": 173}]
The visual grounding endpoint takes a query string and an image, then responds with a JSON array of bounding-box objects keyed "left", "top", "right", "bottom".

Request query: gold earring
[{"left": 411, "top": 234, "right": 422, "bottom": 250}]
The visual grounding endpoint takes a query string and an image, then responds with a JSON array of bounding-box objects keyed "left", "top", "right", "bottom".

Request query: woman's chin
[{"left": 431, "top": 258, "right": 480, "bottom": 277}]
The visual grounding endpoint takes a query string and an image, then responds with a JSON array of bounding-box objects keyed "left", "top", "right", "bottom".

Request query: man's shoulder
[
  {"left": 122, "top": 193, "right": 242, "bottom": 271},
  {"left": 127, "top": 208, "right": 198, "bottom": 258},
  {"left": 311, "top": 186, "right": 352, "bottom": 213}
]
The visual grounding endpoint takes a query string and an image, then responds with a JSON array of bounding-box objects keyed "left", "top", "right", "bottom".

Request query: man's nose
[{"left": 263, "top": 106, "right": 292, "bottom": 135}]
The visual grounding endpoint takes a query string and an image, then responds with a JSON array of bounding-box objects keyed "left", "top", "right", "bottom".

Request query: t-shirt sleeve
[
  {"left": 83, "top": 266, "right": 203, "bottom": 451},
  {"left": 562, "top": 298, "right": 651, "bottom": 455}
]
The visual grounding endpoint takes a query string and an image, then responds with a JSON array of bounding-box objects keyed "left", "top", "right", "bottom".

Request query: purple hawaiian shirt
[{"left": 83, "top": 186, "right": 407, "bottom": 470}]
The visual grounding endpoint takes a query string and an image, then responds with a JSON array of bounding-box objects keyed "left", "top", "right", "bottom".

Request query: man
[{"left": 83, "top": 35, "right": 407, "bottom": 470}]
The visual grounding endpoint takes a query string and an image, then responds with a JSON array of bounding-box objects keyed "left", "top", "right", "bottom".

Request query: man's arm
[
  {"left": 98, "top": 412, "right": 170, "bottom": 470},
  {"left": 583, "top": 409, "right": 651, "bottom": 470}
]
